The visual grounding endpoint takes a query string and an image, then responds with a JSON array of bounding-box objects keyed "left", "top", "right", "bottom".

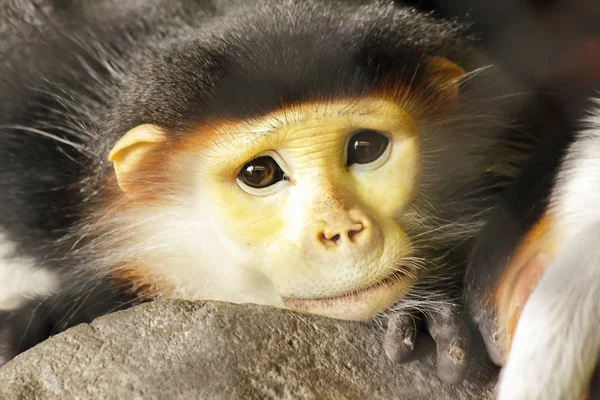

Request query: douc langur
[
  {"left": 0, "top": 0, "right": 539, "bottom": 385},
  {"left": 466, "top": 96, "right": 600, "bottom": 399}
]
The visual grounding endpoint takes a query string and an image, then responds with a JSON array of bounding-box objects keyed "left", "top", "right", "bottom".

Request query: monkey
[
  {"left": 432, "top": 0, "right": 600, "bottom": 396},
  {"left": 464, "top": 91, "right": 600, "bottom": 398},
  {"left": 387, "top": 0, "right": 600, "bottom": 396},
  {"left": 0, "top": 0, "right": 541, "bottom": 384}
]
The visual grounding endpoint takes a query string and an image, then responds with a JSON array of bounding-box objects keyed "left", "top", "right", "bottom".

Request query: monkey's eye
[
  {"left": 237, "top": 156, "right": 287, "bottom": 189},
  {"left": 347, "top": 130, "right": 390, "bottom": 166}
]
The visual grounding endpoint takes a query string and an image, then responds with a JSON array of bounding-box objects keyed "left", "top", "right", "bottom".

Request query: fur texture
[
  {"left": 0, "top": 0, "right": 541, "bottom": 363},
  {"left": 497, "top": 101, "right": 600, "bottom": 399},
  {"left": 0, "top": 233, "right": 58, "bottom": 310}
]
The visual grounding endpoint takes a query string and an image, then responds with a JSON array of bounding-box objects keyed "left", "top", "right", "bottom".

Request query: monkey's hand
[{"left": 383, "top": 303, "right": 470, "bottom": 385}]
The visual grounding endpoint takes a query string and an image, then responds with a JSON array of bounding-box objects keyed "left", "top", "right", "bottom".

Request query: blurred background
[{"left": 402, "top": 0, "right": 600, "bottom": 119}]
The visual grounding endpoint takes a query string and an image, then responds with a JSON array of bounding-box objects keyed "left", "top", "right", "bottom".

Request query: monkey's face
[
  {"left": 196, "top": 99, "right": 419, "bottom": 320},
  {"left": 108, "top": 98, "right": 422, "bottom": 321},
  {"left": 103, "top": 11, "right": 466, "bottom": 319}
]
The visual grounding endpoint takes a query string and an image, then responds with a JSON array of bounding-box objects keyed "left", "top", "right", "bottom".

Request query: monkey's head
[{"left": 88, "top": 1, "right": 496, "bottom": 321}]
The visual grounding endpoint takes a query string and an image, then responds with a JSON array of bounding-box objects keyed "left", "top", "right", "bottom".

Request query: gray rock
[{"left": 0, "top": 300, "right": 498, "bottom": 399}]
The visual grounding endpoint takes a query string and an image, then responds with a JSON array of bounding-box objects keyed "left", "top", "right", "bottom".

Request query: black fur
[
  {"left": 0, "top": 0, "right": 543, "bottom": 367},
  {"left": 0, "top": 0, "right": 473, "bottom": 263},
  {"left": 463, "top": 92, "right": 576, "bottom": 361}
]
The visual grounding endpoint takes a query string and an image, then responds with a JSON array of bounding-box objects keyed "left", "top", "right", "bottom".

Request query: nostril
[
  {"left": 347, "top": 223, "right": 364, "bottom": 242},
  {"left": 318, "top": 222, "right": 365, "bottom": 248},
  {"left": 318, "top": 231, "right": 342, "bottom": 248}
]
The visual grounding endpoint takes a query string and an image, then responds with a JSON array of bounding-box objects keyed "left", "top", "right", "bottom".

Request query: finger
[
  {"left": 383, "top": 311, "right": 420, "bottom": 363},
  {"left": 426, "top": 304, "right": 470, "bottom": 385}
]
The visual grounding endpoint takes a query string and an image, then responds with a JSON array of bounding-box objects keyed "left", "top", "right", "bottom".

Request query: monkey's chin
[{"left": 282, "top": 272, "right": 415, "bottom": 321}]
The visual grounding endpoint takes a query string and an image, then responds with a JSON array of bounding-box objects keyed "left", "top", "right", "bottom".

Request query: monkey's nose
[{"left": 319, "top": 221, "right": 365, "bottom": 248}]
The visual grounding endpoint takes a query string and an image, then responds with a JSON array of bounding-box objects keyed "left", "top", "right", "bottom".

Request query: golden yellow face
[
  {"left": 200, "top": 99, "right": 419, "bottom": 320},
  {"left": 107, "top": 58, "right": 464, "bottom": 321}
]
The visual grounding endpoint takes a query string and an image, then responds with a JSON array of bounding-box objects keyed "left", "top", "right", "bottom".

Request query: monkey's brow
[{"left": 205, "top": 128, "right": 276, "bottom": 149}]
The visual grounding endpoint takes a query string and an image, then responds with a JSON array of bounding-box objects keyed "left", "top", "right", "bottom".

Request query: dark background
[{"left": 402, "top": 0, "right": 600, "bottom": 119}]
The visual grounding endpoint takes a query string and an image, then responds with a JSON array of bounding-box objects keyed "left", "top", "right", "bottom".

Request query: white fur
[
  {"left": 497, "top": 223, "right": 600, "bottom": 400},
  {"left": 0, "top": 233, "right": 59, "bottom": 310},
  {"left": 498, "top": 102, "right": 600, "bottom": 399}
]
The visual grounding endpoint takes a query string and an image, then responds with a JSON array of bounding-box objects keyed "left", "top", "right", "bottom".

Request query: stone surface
[{"left": 0, "top": 300, "right": 498, "bottom": 399}]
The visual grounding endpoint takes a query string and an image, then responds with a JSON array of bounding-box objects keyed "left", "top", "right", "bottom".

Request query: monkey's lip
[{"left": 282, "top": 270, "right": 414, "bottom": 321}]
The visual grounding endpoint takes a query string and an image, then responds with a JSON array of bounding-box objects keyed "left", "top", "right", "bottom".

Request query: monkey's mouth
[{"left": 282, "top": 270, "right": 414, "bottom": 321}]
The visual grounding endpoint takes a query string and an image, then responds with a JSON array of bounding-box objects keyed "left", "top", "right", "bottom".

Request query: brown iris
[
  {"left": 238, "top": 156, "right": 287, "bottom": 189},
  {"left": 347, "top": 130, "right": 389, "bottom": 166}
]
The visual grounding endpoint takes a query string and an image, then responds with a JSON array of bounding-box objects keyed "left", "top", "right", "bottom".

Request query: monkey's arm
[
  {"left": 464, "top": 92, "right": 573, "bottom": 363},
  {"left": 496, "top": 221, "right": 600, "bottom": 400},
  {"left": 465, "top": 206, "right": 600, "bottom": 399},
  {"left": 465, "top": 101, "right": 600, "bottom": 399}
]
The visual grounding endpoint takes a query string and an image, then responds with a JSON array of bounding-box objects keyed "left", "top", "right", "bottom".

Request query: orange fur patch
[
  {"left": 111, "top": 262, "right": 176, "bottom": 299},
  {"left": 494, "top": 214, "right": 558, "bottom": 352}
]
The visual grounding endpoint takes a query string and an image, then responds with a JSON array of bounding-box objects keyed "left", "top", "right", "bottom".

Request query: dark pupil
[
  {"left": 347, "top": 130, "right": 389, "bottom": 165},
  {"left": 239, "top": 156, "right": 286, "bottom": 188}
]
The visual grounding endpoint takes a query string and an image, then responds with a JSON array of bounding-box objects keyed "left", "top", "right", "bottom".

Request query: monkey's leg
[
  {"left": 467, "top": 211, "right": 600, "bottom": 398},
  {"left": 497, "top": 222, "right": 600, "bottom": 400},
  {"left": 465, "top": 205, "right": 558, "bottom": 368},
  {"left": 472, "top": 252, "right": 551, "bottom": 369},
  {"left": 384, "top": 302, "right": 471, "bottom": 384}
]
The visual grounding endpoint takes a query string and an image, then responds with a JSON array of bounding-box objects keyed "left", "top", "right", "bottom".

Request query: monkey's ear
[
  {"left": 424, "top": 56, "right": 465, "bottom": 101},
  {"left": 108, "top": 124, "right": 166, "bottom": 193}
]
